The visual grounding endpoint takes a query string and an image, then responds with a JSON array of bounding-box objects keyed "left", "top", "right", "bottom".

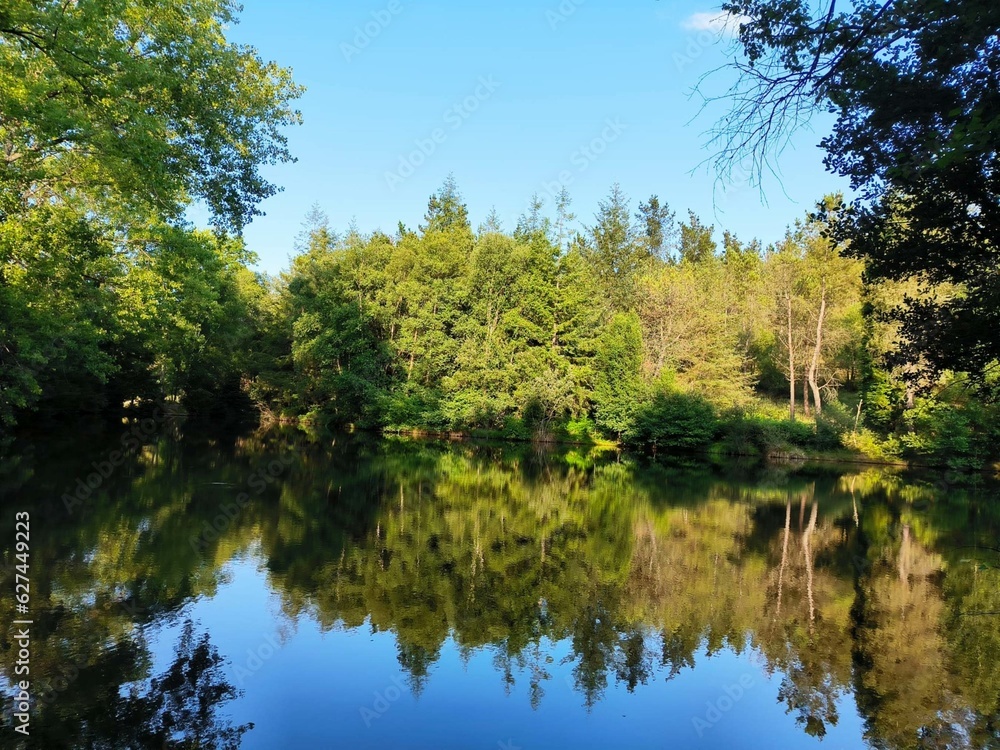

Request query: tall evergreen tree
[
  {"left": 588, "top": 184, "right": 644, "bottom": 310},
  {"left": 636, "top": 195, "right": 678, "bottom": 261},
  {"left": 679, "top": 211, "right": 717, "bottom": 264}
]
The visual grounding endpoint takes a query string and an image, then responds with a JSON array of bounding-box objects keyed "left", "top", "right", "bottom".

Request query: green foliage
[
  {"left": 814, "top": 399, "right": 854, "bottom": 450},
  {"left": 631, "top": 390, "right": 718, "bottom": 452},
  {"left": 0, "top": 206, "right": 117, "bottom": 422},
  {"left": 861, "top": 364, "right": 904, "bottom": 433},
  {"left": 0, "top": 0, "right": 300, "bottom": 426},
  {"left": 592, "top": 313, "right": 645, "bottom": 437},
  {"left": 719, "top": 0, "right": 1000, "bottom": 391},
  {"left": 717, "top": 413, "right": 817, "bottom": 457},
  {"left": 0, "top": 0, "right": 302, "bottom": 230},
  {"left": 679, "top": 210, "right": 717, "bottom": 264},
  {"left": 584, "top": 184, "right": 646, "bottom": 310},
  {"left": 899, "top": 399, "right": 998, "bottom": 471},
  {"left": 635, "top": 194, "right": 678, "bottom": 261},
  {"left": 842, "top": 428, "right": 902, "bottom": 463},
  {"left": 0, "top": 206, "right": 266, "bottom": 424}
]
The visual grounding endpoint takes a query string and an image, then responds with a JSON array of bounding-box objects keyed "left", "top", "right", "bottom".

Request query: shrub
[
  {"left": 630, "top": 391, "right": 718, "bottom": 452},
  {"left": 717, "top": 413, "right": 816, "bottom": 456},
  {"left": 898, "top": 398, "right": 996, "bottom": 470},
  {"left": 814, "top": 399, "right": 854, "bottom": 450},
  {"left": 564, "top": 416, "right": 598, "bottom": 442},
  {"left": 842, "top": 428, "right": 902, "bottom": 461}
]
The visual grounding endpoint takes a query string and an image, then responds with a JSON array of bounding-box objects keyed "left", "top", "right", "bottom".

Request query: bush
[
  {"left": 564, "top": 416, "right": 597, "bottom": 442},
  {"left": 385, "top": 385, "right": 448, "bottom": 431},
  {"left": 815, "top": 399, "right": 854, "bottom": 450},
  {"left": 898, "top": 398, "right": 997, "bottom": 470},
  {"left": 842, "top": 428, "right": 902, "bottom": 461},
  {"left": 630, "top": 391, "right": 718, "bottom": 452},
  {"left": 717, "top": 412, "right": 818, "bottom": 457}
]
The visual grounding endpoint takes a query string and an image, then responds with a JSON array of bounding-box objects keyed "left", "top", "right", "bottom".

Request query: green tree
[
  {"left": 592, "top": 312, "right": 644, "bottom": 437},
  {"left": 679, "top": 211, "right": 717, "bottom": 264},
  {"left": 635, "top": 195, "right": 677, "bottom": 261},
  {"left": 0, "top": 0, "right": 302, "bottom": 230},
  {"left": 0, "top": 206, "right": 117, "bottom": 423},
  {"left": 586, "top": 184, "right": 644, "bottom": 310},
  {"left": 713, "top": 0, "right": 1000, "bottom": 393},
  {"left": 421, "top": 174, "right": 471, "bottom": 235}
]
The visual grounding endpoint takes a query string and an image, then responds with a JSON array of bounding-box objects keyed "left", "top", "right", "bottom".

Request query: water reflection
[{"left": 1, "top": 421, "right": 999, "bottom": 748}]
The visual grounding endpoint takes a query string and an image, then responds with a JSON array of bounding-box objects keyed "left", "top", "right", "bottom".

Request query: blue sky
[{"left": 218, "top": 0, "right": 846, "bottom": 273}]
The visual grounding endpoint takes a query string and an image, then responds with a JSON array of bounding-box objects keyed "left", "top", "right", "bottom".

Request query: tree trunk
[
  {"left": 776, "top": 499, "right": 791, "bottom": 618},
  {"left": 803, "top": 371, "right": 811, "bottom": 417},
  {"left": 787, "top": 294, "right": 796, "bottom": 419},
  {"left": 802, "top": 499, "right": 818, "bottom": 628},
  {"left": 807, "top": 286, "right": 827, "bottom": 414}
]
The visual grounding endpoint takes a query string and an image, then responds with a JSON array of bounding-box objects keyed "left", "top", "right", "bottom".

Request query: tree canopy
[
  {"left": 0, "top": 0, "right": 302, "bottom": 230},
  {"left": 711, "top": 0, "right": 1000, "bottom": 394}
]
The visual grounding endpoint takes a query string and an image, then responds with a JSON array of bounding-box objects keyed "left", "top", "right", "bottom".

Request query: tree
[
  {"left": 637, "top": 262, "right": 755, "bottom": 408},
  {"left": 586, "top": 184, "right": 644, "bottom": 310},
  {"left": 764, "top": 204, "right": 862, "bottom": 417},
  {"left": 0, "top": 205, "right": 117, "bottom": 423},
  {"left": 592, "top": 312, "right": 644, "bottom": 437},
  {"left": 554, "top": 186, "right": 576, "bottom": 252},
  {"left": 283, "top": 230, "right": 392, "bottom": 426},
  {"left": 0, "top": 0, "right": 302, "bottom": 230},
  {"left": 515, "top": 193, "right": 551, "bottom": 241},
  {"left": 635, "top": 195, "right": 678, "bottom": 261},
  {"left": 679, "top": 211, "right": 716, "bottom": 264},
  {"left": 421, "top": 174, "right": 470, "bottom": 235},
  {"left": 768, "top": 236, "right": 809, "bottom": 419},
  {"left": 712, "top": 0, "right": 1000, "bottom": 394}
]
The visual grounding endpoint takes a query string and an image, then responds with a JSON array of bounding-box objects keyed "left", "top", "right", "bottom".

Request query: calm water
[{"left": 1, "top": 418, "right": 999, "bottom": 749}]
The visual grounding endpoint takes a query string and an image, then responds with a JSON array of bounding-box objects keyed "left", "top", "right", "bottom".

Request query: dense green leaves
[
  {"left": 0, "top": 0, "right": 301, "bottom": 427},
  {"left": 0, "top": 0, "right": 302, "bottom": 229},
  {"left": 716, "top": 0, "right": 1000, "bottom": 394}
]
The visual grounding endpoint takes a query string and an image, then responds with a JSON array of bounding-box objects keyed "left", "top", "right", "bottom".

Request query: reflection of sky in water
[{"left": 139, "top": 556, "right": 868, "bottom": 750}]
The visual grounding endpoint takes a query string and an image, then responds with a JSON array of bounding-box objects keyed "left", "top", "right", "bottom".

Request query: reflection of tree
[
  {"left": 0, "top": 617, "right": 249, "bottom": 749},
  {"left": 851, "top": 514, "right": 974, "bottom": 749},
  {"left": 90, "top": 621, "right": 252, "bottom": 749},
  {"left": 4, "top": 430, "right": 1000, "bottom": 750}
]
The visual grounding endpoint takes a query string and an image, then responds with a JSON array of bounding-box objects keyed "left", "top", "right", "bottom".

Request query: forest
[
  {"left": 2, "top": 0, "right": 999, "bottom": 471},
  {"left": 3, "top": 173, "right": 998, "bottom": 469}
]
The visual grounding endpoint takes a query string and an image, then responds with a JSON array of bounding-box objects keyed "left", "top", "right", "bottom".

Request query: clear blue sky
[{"left": 218, "top": 0, "right": 846, "bottom": 273}]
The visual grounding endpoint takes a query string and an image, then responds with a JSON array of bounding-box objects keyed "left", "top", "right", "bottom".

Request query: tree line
[
  {"left": 3, "top": 171, "right": 999, "bottom": 468},
  {"left": 245, "top": 177, "right": 994, "bottom": 468}
]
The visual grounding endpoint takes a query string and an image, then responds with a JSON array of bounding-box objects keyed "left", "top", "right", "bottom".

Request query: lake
[{"left": 2, "top": 418, "right": 999, "bottom": 749}]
